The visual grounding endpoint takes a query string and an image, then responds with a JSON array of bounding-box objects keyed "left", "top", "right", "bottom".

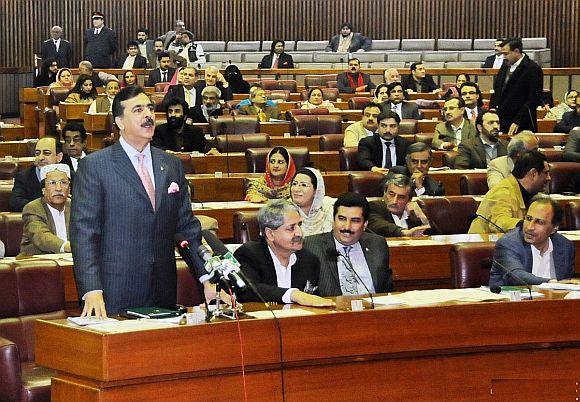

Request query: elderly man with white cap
[{"left": 18, "top": 164, "right": 72, "bottom": 257}]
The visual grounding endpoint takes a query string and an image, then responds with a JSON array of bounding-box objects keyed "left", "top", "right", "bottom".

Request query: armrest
[{"left": 0, "top": 336, "right": 22, "bottom": 402}]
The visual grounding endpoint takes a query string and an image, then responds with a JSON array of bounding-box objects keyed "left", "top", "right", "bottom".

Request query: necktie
[
  {"left": 184, "top": 89, "right": 191, "bottom": 106},
  {"left": 469, "top": 111, "right": 476, "bottom": 122},
  {"left": 136, "top": 154, "right": 155, "bottom": 209},
  {"left": 341, "top": 246, "right": 358, "bottom": 295},
  {"left": 272, "top": 56, "right": 279, "bottom": 69},
  {"left": 162, "top": 71, "right": 167, "bottom": 82},
  {"left": 258, "top": 107, "right": 267, "bottom": 122},
  {"left": 384, "top": 141, "right": 392, "bottom": 168}
]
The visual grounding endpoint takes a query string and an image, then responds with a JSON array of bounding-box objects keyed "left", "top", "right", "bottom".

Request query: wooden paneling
[{"left": 0, "top": 0, "right": 578, "bottom": 69}]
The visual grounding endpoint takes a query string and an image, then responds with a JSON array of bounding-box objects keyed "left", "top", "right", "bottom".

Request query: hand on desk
[
  {"left": 81, "top": 292, "right": 107, "bottom": 319},
  {"left": 371, "top": 166, "right": 389, "bottom": 175},
  {"left": 291, "top": 290, "right": 335, "bottom": 308},
  {"left": 401, "top": 225, "right": 431, "bottom": 237}
]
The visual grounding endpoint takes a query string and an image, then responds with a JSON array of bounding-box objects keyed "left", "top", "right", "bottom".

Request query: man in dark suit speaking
[{"left": 71, "top": 86, "right": 209, "bottom": 317}]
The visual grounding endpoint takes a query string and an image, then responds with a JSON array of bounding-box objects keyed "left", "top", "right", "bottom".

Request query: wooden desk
[
  {"left": 83, "top": 112, "right": 110, "bottom": 132},
  {"left": 59, "top": 102, "right": 90, "bottom": 120},
  {"left": 36, "top": 292, "right": 580, "bottom": 401},
  {"left": 0, "top": 141, "right": 33, "bottom": 158},
  {"left": 417, "top": 119, "right": 439, "bottom": 133},
  {"left": 18, "top": 88, "right": 39, "bottom": 137},
  {"left": 0, "top": 125, "right": 26, "bottom": 141}
]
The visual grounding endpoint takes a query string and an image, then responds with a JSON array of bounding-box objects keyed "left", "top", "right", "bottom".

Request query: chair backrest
[
  {"left": 44, "top": 108, "right": 59, "bottom": 137},
  {"left": 0, "top": 213, "right": 23, "bottom": 257},
  {"left": 450, "top": 242, "right": 495, "bottom": 288},
  {"left": 245, "top": 147, "right": 310, "bottom": 173},
  {"left": 417, "top": 196, "right": 479, "bottom": 234},
  {"left": 537, "top": 134, "right": 567, "bottom": 148},
  {"left": 348, "top": 172, "right": 385, "bottom": 197},
  {"left": 154, "top": 82, "right": 170, "bottom": 93},
  {"left": 209, "top": 116, "right": 259, "bottom": 135},
  {"left": 0, "top": 187, "right": 11, "bottom": 211},
  {"left": 398, "top": 119, "right": 418, "bottom": 135},
  {"left": 565, "top": 201, "right": 580, "bottom": 230},
  {"left": 303, "top": 74, "right": 338, "bottom": 88},
  {"left": 286, "top": 108, "right": 330, "bottom": 119},
  {"left": 292, "top": 115, "right": 342, "bottom": 136},
  {"left": 150, "top": 93, "right": 166, "bottom": 112},
  {"left": 176, "top": 262, "right": 203, "bottom": 307},
  {"left": 49, "top": 88, "right": 69, "bottom": 107},
  {"left": 348, "top": 97, "right": 372, "bottom": 110},
  {"left": 442, "top": 151, "right": 458, "bottom": 168},
  {"left": 549, "top": 162, "right": 580, "bottom": 194},
  {"left": 319, "top": 134, "right": 345, "bottom": 151},
  {"left": 233, "top": 210, "right": 260, "bottom": 243},
  {"left": 415, "top": 133, "right": 434, "bottom": 147},
  {"left": 0, "top": 162, "right": 19, "bottom": 180},
  {"left": 459, "top": 173, "right": 489, "bottom": 195},
  {"left": 215, "top": 133, "right": 271, "bottom": 152},
  {"left": 266, "top": 89, "right": 290, "bottom": 101},
  {"left": 339, "top": 147, "right": 361, "bottom": 171},
  {"left": 301, "top": 88, "right": 339, "bottom": 101},
  {"left": 261, "top": 79, "right": 297, "bottom": 93}
]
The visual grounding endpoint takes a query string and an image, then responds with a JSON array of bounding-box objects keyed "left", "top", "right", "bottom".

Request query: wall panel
[{"left": 0, "top": 0, "right": 578, "bottom": 68}]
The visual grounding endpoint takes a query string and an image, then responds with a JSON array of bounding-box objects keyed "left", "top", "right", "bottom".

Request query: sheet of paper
[
  {"left": 362, "top": 295, "right": 406, "bottom": 305},
  {"left": 396, "top": 288, "right": 509, "bottom": 307},
  {"left": 537, "top": 282, "right": 580, "bottom": 291},
  {"left": 387, "top": 240, "right": 442, "bottom": 246},
  {"left": 67, "top": 316, "right": 119, "bottom": 326},
  {"left": 87, "top": 320, "right": 180, "bottom": 333},
  {"left": 245, "top": 308, "right": 316, "bottom": 319}
]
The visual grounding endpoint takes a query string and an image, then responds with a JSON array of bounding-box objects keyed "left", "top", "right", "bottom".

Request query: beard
[{"left": 167, "top": 116, "right": 184, "bottom": 128}]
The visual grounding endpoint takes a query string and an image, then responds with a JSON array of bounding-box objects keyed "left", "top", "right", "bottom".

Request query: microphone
[
  {"left": 489, "top": 257, "right": 533, "bottom": 300},
  {"left": 468, "top": 213, "right": 506, "bottom": 233},
  {"left": 326, "top": 248, "right": 375, "bottom": 309},
  {"left": 198, "top": 231, "right": 249, "bottom": 291}
]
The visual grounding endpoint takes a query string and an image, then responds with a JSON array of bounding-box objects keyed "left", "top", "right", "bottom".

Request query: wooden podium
[{"left": 36, "top": 295, "right": 580, "bottom": 401}]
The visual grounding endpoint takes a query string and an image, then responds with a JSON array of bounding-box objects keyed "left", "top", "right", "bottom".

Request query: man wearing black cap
[{"left": 84, "top": 11, "right": 117, "bottom": 68}]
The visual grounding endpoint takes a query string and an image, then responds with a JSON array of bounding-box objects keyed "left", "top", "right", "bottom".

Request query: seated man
[
  {"left": 233, "top": 199, "right": 335, "bottom": 307},
  {"left": 482, "top": 39, "right": 505, "bottom": 69},
  {"left": 460, "top": 81, "right": 485, "bottom": 121},
  {"left": 163, "top": 66, "right": 199, "bottom": 109},
  {"left": 117, "top": 40, "right": 148, "bottom": 69},
  {"left": 381, "top": 81, "right": 422, "bottom": 120},
  {"left": 193, "top": 65, "right": 232, "bottom": 103},
  {"left": 469, "top": 150, "right": 550, "bottom": 234},
  {"left": 487, "top": 131, "right": 539, "bottom": 189},
  {"left": 303, "top": 192, "right": 393, "bottom": 297},
  {"left": 61, "top": 121, "right": 88, "bottom": 173},
  {"left": 554, "top": 93, "right": 580, "bottom": 133},
  {"left": 432, "top": 97, "right": 477, "bottom": 150},
  {"left": 325, "top": 22, "right": 371, "bottom": 53},
  {"left": 145, "top": 51, "right": 176, "bottom": 87},
  {"left": 337, "top": 58, "right": 376, "bottom": 94},
  {"left": 383, "top": 68, "right": 401, "bottom": 84},
  {"left": 10, "top": 137, "right": 63, "bottom": 212},
  {"left": 391, "top": 142, "right": 445, "bottom": 196},
  {"left": 343, "top": 102, "right": 382, "bottom": 147},
  {"left": 238, "top": 86, "right": 280, "bottom": 121},
  {"left": 368, "top": 173, "right": 432, "bottom": 237},
  {"left": 489, "top": 196, "right": 574, "bottom": 286},
  {"left": 19, "top": 164, "right": 71, "bottom": 257},
  {"left": 235, "top": 83, "right": 277, "bottom": 110},
  {"left": 260, "top": 40, "right": 294, "bottom": 68},
  {"left": 152, "top": 97, "right": 208, "bottom": 153},
  {"left": 454, "top": 111, "right": 508, "bottom": 169},
  {"left": 563, "top": 127, "right": 580, "bottom": 162},
  {"left": 358, "top": 110, "right": 410, "bottom": 173},
  {"left": 401, "top": 63, "right": 440, "bottom": 94},
  {"left": 190, "top": 86, "right": 224, "bottom": 123}
]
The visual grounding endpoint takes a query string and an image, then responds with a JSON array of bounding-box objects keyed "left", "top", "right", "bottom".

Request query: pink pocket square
[{"left": 167, "top": 182, "right": 179, "bottom": 194}]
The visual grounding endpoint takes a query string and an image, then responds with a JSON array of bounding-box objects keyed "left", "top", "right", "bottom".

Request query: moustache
[
  {"left": 340, "top": 229, "right": 354, "bottom": 235},
  {"left": 291, "top": 236, "right": 303, "bottom": 243},
  {"left": 142, "top": 116, "right": 154, "bottom": 127}
]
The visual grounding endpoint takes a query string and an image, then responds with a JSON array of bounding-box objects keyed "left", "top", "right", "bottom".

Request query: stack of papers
[
  {"left": 67, "top": 316, "right": 118, "bottom": 326},
  {"left": 245, "top": 308, "right": 315, "bottom": 319},
  {"left": 537, "top": 282, "right": 580, "bottom": 291},
  {"left": 392, "top": 288, "right": 509, "bottom": 307}
]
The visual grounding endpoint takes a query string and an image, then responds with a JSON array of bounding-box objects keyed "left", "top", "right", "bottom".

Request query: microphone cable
[{"left": 230, "top": 287, "right": 248, "bottom": 402}]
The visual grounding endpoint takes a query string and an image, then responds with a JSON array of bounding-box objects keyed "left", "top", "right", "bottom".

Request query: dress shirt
[
  {"left": 138, "top": 43, "right": 147, "bottom": 58},
  {"left": 183, "top": 86, "right": 197, "bottom": 107},
  {"left": 46, "top": 203, "right": 68, "bottom": 252},
  {"left": 390, "top": 102, "right": 403, "bottom": 119},
  {"left": 531, "top": 239, "right": 555, "bottom": 280},
  {"left": 391, "top": 210, "right": 410, "bottom": 229},
  {"left": 94, "top": 28, "right": 101, "bottom": 35},
  {"left": 480, "top": 137, "right": 499, "bottom": 164},
  {"left": 268, "top": 246, "right": 298, "bottom": 303},
  {"left": 333, "top": 238, "right": 375, "bottom": 294},
  {"left": 449, "top": 119, "right": 466, "bottom": 147},
  {"left": 466, "top": 107, "right": 478, "bottom": 121},
  {"left": 160, "top": 69, "right": 169, "bottom": 82},
  {"left": 380, "top": 137, "right": 397, "bottom": 167},
  {"left": 122, "top": 55, "right": 136, "bottom": 70},
  {"left": 119, "top": 136, "right": 155, "bottom": 189},
  {"left": 54, "top": 38, "right": 60, "bottom": 52},
  {"left": 492, "top": 55, "right": 504, "bottom": 69},
  {"left": 70, "top": 151, "right": 87, "bottom": 171}
]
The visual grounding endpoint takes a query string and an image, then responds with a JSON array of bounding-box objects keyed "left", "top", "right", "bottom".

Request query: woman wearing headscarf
[
  {"left": 245, "top": 147, "right": 296, "bottom": 203},
  {"left": 48, "top": 68, "right": 74, "bottom": 91},
  {"left": 224, "top": 65, "right": 250, "bottom": 94},
  {"left": 34, "top": 58, "right": 58, "bottom": 87},
  {"left": 545, "top": 90, "right": 578, "bottom": 120}
]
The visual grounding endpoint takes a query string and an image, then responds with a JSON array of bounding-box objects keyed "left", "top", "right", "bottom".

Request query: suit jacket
[
  {"left": 336, "top": 72, "right": 376, "bottom": 93},
  {"left": 482, "top": 54, "right": 506, "bottom": 69},
  {"left": 381, "top": 101, "right": 423, "bottom": 120},
  {"left": 19, "top": 198, "right": 71, "bottom": 257},
  {"left": 563, "top": 129, "right": 580, "bottom": 162},
  {"left": 189, "top": 105, "right": 224, "bottom": 123},
  {"left": 468, "top": 175, "right": 525, "bottom": 234},
  {"left": 401, "top": 74, "right": 438, "bottom": 93},
  {"left": 325, "top": 33, "right": 371, "bottom": 52},
  {"left": 146, "top": 67, "right": 176, "bottom": 87},
  {"left": 83, "top": 26, "right": 117, "bottom": 68},
  {"left": 487, "top": 155, "right": 514, "bottom": 189},
  {"left": 163, "top": 84, "right": 199, "bottom": 109},
  {"left": 194, "top": 80, "right": 233, "bottom": 102},
  {"left": 358, "top": 133, "right": 410, "bottom": 170},
  {"left": 302, "top": 231, "right": 393, "bottom": 297},
  {"left": 344, "top": 121, "right": 373, "bottom": 147},
  {"left": 368, "top": 199, "right": 425, "bottom": 237},
  {"left": 116, "top": 53, "right": 148, "bottom": 69},
  {"left": 489, "top": 226, "right": 575, "bottom": 287},
  {"left": 152, "top": 122, "right": 208, "bottom": 153},
  {"left": 70, "top": 141, "right": 206, "bottom": 314},
  {"left": 40, "top": 38, "right": 72, "bottom": 67},
  {"left": 554, "top": 111, "right": 580, "bottom": 134},
  {"left": 490, "top": 55, "right": 543, "bottom": 132},
  {"left": 432, "top": 119, "right": 478, "bottom": 150},
  {"left": 233, "top": 238, "right": 321, "bottom": 303},
  {"left": 454, "top": 136, "right": 508, "bottom": 169},
  {"left": 9, "top": 166, "right": 42, "bottom": 212},
  {"left": 238, "top": 104, "right": 280, "bottom": 121},
  {"left": 390, "top": 166, "right": 445, "bottom": 196},
  {"left": 260, "top": 53, "right": 294, "bottom": 68},
  {"left": 139, "top": 39, "right": 156, "bottom": 67}
]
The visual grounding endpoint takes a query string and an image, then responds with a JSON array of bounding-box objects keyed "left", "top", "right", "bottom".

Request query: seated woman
[
  {"left": 65, "top": 75, "right": 97, "bottom": 103},
  {"left": 34, "top": 58, "right": 58, "bottom": 87},
  {"left": 373, "top": 83, "right": 389, "bottom": 103},
  {"left": 121, "top": 70, "right": 138, "bottom": 88},
  {"left": 301, "top": 87, "right": 338, "bottom": 111},
  {"left": 545, "top": 90, "right": 578, "bottom": 120},
  {"left": 224, "top": 64, "right": 250, "bottom": 94},
  {"left": 163, "top": 67, "right": 183, "bottom": 94},
  {"left": 245, "top": 146, "right": 296, "bottom": 203},
  {"left": 88, "top": 79, "right": 120, "bottom": 114},
  {"left": 442, "top": 73, "right": 469, "bottom": 100},
  {"left": 291, "top": 167, "right": 335, "bottom": 237},
  {"left": 48, "top": 68, "right": 74, "bottom": 91}
]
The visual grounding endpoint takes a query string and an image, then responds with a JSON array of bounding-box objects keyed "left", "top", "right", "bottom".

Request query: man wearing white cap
[{"left": 18, "top": 164, "right": 71, "bottom": 257}]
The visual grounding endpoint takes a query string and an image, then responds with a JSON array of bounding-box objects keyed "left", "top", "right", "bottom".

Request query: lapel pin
[{"left": 160, "top": 166, "right": 164, "bottom": 171}]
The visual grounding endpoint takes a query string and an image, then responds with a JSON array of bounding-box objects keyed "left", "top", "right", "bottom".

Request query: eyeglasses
[
  {"left": 291, "top": 181, "right": 312, "bottom": 188},
  {"left": 46, "top": 179, "right": 70, "bottom": 187}
]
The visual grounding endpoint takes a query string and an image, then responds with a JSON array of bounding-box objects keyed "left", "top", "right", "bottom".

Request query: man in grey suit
[
  {"left": 381, "top": 81, "right": 423, "bottom": 120},
  {"left": 303, "top": 192, "right": 393, "bottom": 297},
  {"left": 136, "top": 28, "right": 156, "bottom": 68},
  {"left": 432, "top": 97, "right": 478, "bottom": 150},
  {"left": 489, "top": 197, "right": 575, "bottom": 286},
  {"left": 83, "top": 11, "right": 117, "bottom": 68},
  {"left": 71, "top": 86, "right": 209, "bottom": 318}
]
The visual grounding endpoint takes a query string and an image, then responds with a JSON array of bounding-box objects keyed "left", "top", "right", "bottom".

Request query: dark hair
[
  {"left": 157, "top": 51, "right": 170, "bottom": 61},
  {"left": 181, "top": 31, "right": 194, "bottom": 41},
  {"left": 333, "top": 192, "right": 370, "bottom": 221},
  {"left": 127, "top": 40, "right": 139, "bottom": 49},
  {"left": 459, "top": 81, "right": 483, "bottom": 107},
  {"left": 268, "top": 146, "right": 290, "bottom": 165},
  {"left": 475, "top": 110, "right": 499, "bottom": 129},
  {"left": 501, "top": 37, "right": 523, "bottom": 53},
  {"left": 445, "top": 96, "right": 466, "bottom": 108},
  {"left": 348, "top": 57, "right": 360, "bottom": 65},
  {"left": 38, "top": 136, "right": 63, "bottom": 155},
  {"left": 122, "top": 70, "right": 137, "bottom": 87},
  {"left": 512, "top": 150, "right": 547, "bottom": 179},
  {"left": 374, "top": 83, "right": 388, "bottom": 98},
  {"left": 164, "top": 96, "right": 188, "bottom": 115},
  {"left": 362, "top": 102, "right": 383, "bottom": 114},
  {"left": 112, "top": 85, "right": 148, "bottom": 119},
  {"left": 154, "top": 38, "right": 164, "bottom": 45},
  {"left": 528, "top": 195, "right": 563, "bottom": 227},
  {"left": 382, "top": 172, "right": 412, "bottom": 195},
  {"left": 270, "top": 40, "right": 285, "bottom": 54},
  {"left": 137, "top": 28, "right": 149, "bottom": 35},
  {"left": 35, "top": 57, "right": 58, "bottom": 86},
  {"left": 406, "top": 141, "right": 432, "bottom": 157},
  {"left": 377, "top": 110, "right": 401, "bottom": 124},
  {"left": 69, "top": 74, "right": 97, "bottom": 100},
  {"left": 308, "top": 86, "right": 323, "bottom": 99},
  {"left": 61, "top": 121, "right": 87, "bottom": 141},
  {"left": 340, "top": 22, "right": 353, "bottom": 31},
  {"left": 386, "top": 81, "right": 404, "bottom": 97},
  {"left": 410, "top": 62, "right": 423, "bottom": 72},
  {"left": 457, "top": 73, "right": 471, "bottom": 82},
  {"left": 293, "top": 168, "right": 317, "bottom": 190}
]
